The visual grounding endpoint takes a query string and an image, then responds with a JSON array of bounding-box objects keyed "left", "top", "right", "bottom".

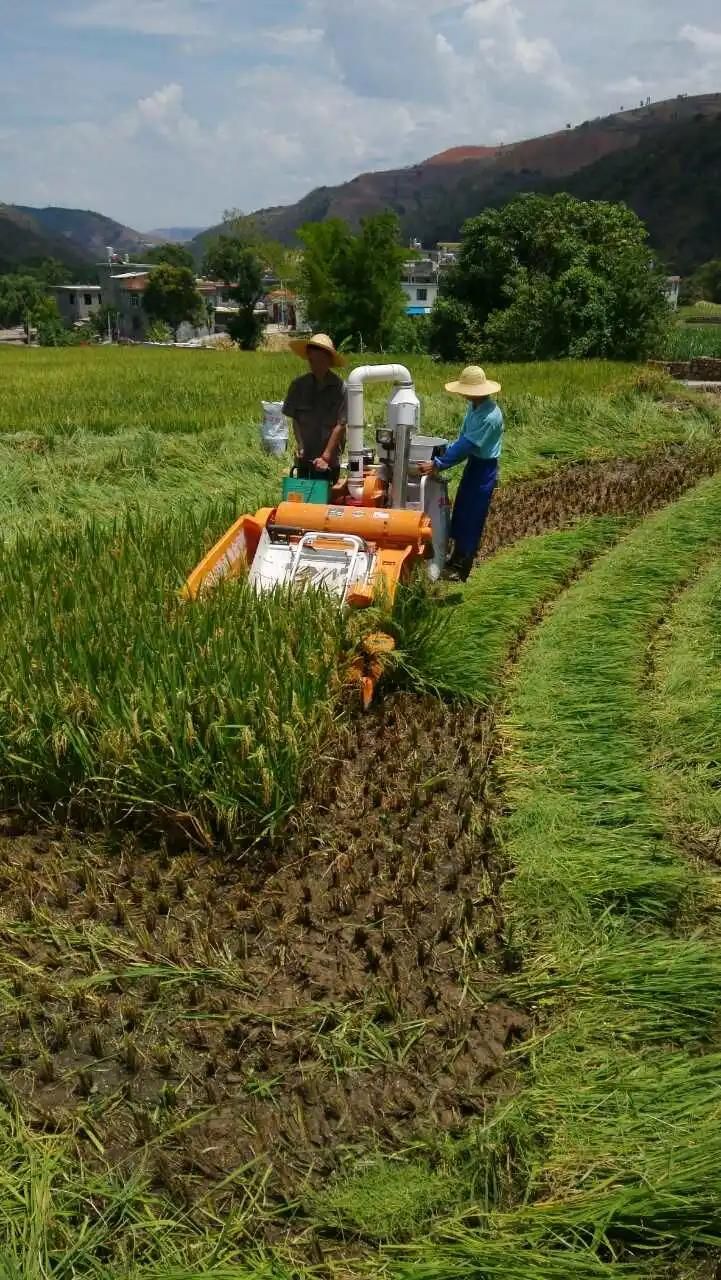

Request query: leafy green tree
[
  {"left": 297, "top": 212, "right": 406, "bottom": 350},
  {"left": 143, "top": 264, "right": 202, "bottom": 339},
  {"left": 387, "top": 312, "right": 431, "bottom": 355},
  {"left": 431, "top": 194, "right": 668, "bottom": 361},
  {"left": 147, "top": 241, "right": 196, "bottom": 270},
  {"left": 32, "top": 296, "right": 69, "bottom": 346},
  {"left": 88, "top": 303, "right": 119, "bottom": 341},
  {"left": 428, "top": 297, "right": 483, "bottom": 362},
  {"left": 689, "top": 259, "right": 721, "bottom": 304},
  {"left": 203, "top": 235, "right": 264, "bottom": 349},
  {"left": 0, "top": 274, "right": 45, "bottom": 327},
  {"left": 220, "top": 209, "right": 290, "bottom": 280},
  {"left": 22, "top": 258, "right": 74, "bottom": 285}
]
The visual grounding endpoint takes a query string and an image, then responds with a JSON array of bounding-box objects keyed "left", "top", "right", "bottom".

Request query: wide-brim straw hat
[
  {"left": 289, "top": 332, "right": 345, "bottom": 367},
  {"left": 445, "top": 365, "right": 501, "bottom": 397}
]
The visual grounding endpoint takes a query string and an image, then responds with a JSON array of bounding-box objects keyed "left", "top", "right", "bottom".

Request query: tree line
[{"left": 1, "top": 194, "right": 671, "bottom": 358}]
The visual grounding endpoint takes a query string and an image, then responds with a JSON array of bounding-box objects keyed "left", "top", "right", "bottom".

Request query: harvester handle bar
[{"left": 289, "top": 532, "right": 367, "bottom": 607}]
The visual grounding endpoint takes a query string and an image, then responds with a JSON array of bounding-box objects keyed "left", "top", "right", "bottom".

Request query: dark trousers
[
  {"left": 450, "top": 457, "right": 499, "bottom": 560},
  {"left": 295, "top": 460, "right": 341, "bottom": 486}
]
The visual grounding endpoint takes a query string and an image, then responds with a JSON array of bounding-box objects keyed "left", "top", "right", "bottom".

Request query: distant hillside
[
  {"left": 15, "top": 206, "right": 155, "bottom": 261},
  {"left": 0, "top": 205, "right": 89, "bottom": 275},
  {"left": 539, "top": 116, "right": 721, "bottom": 274},
  {"left": 146, "top": 226, "right": 207, "bottom": 243},
  {"left": 191, "top": 92, "right": 721, "bottom": 273}
]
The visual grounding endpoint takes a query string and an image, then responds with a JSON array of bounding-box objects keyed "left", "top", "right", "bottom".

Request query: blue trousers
[{"left": 450, "top": 457, "right": 499, "bottom": 559}]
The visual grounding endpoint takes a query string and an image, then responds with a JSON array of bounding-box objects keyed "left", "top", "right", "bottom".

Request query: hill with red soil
[{"left": 192, "top": 92, "right": 721, "bottom": 272}]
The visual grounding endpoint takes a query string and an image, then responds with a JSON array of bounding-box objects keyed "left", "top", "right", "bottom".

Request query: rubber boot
[{"left": 443, "top": 553, "right": 474, "bottom": 583}]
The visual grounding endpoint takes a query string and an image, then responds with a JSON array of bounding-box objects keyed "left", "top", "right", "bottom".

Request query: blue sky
[{"left": 1, "top": 0, "right": 720, "bottom": 229}]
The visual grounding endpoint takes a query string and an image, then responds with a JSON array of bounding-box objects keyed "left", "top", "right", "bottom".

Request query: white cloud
[
  {"left": 605, "top": 75, "right": 645, "bottom": 97},
  {"left": 262, "top": 26, "right": 324, "bottom": 47},
  {"left": 62, "top": 0, "right": 216, "bottom": 37},
  {"left": 680, "top": 24, "right": 721, "bottom": 55},
  {"left": 515, "top": 35, "right": 558, "bottom": 75},
  {"left": 134, "top": 83, "right": 203, "bottom": 146},
  {"left": 464, "top": 0, "right": 573, "bottom": 94},
  {"left": 5, "top": 0, "right": 721, "bottom": 225}
]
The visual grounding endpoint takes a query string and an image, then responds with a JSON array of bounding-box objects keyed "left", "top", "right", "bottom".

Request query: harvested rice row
[
  {"left": 650, "top": 558, "right": 721, "bottom": 849},
  {"left": 501, "top": 473, "right": 721, "bottom": 939},
  {"left": 389, "top": 473, "right": 721, "bottom": 1278},
  {"left": 390, "top": 517, "right": 623, "bottom": 700}
]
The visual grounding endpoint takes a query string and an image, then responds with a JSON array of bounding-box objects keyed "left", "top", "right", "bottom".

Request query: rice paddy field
[{"left": 1, "top": 344, "right": 721, "bottom": 1278}]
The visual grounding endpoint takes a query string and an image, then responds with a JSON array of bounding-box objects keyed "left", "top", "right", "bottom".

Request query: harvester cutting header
[{"left": 184, "top": 361, "right": 451, "bottom": 611}]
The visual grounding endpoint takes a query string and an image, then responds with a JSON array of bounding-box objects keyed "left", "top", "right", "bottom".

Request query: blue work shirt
[{"left": 435, "top": 399, "right": 504, "bottom": 471}]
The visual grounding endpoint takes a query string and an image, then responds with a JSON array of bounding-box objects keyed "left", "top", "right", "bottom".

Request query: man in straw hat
[
  {"left": 283, "top": 333, "right": 347, "bottom": 484},
  {"left": 417, "top": 365, "right": 503, "bottom": 582}
]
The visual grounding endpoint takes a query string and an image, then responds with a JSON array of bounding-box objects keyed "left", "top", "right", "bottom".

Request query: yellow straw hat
[
  {"left": 445, "top": 365, "right": 501, "bottom": 397},
  {"left": 289, "top": 332, "right": 345, "bottom": 367}
]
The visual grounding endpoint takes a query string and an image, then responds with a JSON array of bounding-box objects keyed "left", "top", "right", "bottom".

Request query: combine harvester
[{"left": 184, "top": 365, "right": 450, "bottom": 704}]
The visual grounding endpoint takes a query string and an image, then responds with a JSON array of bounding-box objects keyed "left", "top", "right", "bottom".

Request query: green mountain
[
  {"left": 15, "top": 206, "right": 156, "bottom": 261},
  {"left": 539, "top": 116, "right": 721, "bottom": 274},
  {"left": 0, "top": 205, "right": 89, "bottom": 275}
]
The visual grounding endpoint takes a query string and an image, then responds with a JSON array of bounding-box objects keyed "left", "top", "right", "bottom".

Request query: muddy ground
[
  {"left": 482, "top": 443, "right": 720, "bottom": 556},
  {"left": 0, "top": 695, "right": 524, "bottom": 1220}
]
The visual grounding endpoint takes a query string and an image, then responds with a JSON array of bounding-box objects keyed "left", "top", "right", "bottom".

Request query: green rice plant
[
  {"left": 386, "top": 519, "right": 623, "bottom": 699},
  {"left": 0, "top": 1098, "right": 289, "bottom": 1278},
  {"left": 499, "top": 931, "right": 721, "bottom": 1045},
  {"left": 0, "top": 502, "right": 345, "bottom": 842},
  {"left": 494, "top": 1039, "right": 721, "bottom": 1197},
  {"left": 660, "top": 324, "right": 721, "bottom": 360},
  {"left": 501, "top": 472, "right": 721, "bottom": 939},
  {"left": 0, "top": 347, "right": 717, "bottom": 542},
  {"left": 0, "top": 426, "right": 286, "bottom": 542},
  {"left": 312, "top": 1159, "right": 458, "bottom": 1243},
  {"left": 393, "top": 1246, "right": 648, "bottom": 1278},
  {"left": 0, "top": 348, "right": 636, "bottom": 439},
  {"left": 651, "top": 558, "right": 721, "bottom": 835}
]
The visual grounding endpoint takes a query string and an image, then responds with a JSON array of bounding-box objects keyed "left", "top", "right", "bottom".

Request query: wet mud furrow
[{"left": 482, "top": 444, "right": 720, "bottom": 557}]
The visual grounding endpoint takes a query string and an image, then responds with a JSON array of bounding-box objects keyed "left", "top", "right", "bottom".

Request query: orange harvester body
[
  {"left": 183, "top": 497, "right": 433, "bottom": 607},
  {"left": 183, "top": 361, "right": 451, "bottom": 706}
]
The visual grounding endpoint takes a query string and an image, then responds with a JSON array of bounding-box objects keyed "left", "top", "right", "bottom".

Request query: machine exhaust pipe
[{"left": 346, "top": 364, "right": 413, "bottom": 499}]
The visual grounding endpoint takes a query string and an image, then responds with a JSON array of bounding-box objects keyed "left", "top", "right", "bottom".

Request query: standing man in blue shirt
[{"left": 418, "top": 365, "right": 503, "bottom": 582}]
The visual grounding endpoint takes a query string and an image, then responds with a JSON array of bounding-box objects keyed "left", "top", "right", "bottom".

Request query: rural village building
[{"left": 51, "top": 283, "right": 104, "bottom": 327}]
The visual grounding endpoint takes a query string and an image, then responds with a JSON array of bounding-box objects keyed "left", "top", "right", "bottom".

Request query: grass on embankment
[
  {"left": 0, "top": 503, "right": 344, "bottom": 843},
  {"left": 500, "top": 475, "right": 721, "bottom": 940},
  {"left": 381, "top": 473, "right": 721, "bottom": 1276}
]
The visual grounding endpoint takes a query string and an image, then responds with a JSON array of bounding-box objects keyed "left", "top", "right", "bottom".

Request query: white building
[{"left": 401, "top": 257, "right": 440, "bottom": 316}]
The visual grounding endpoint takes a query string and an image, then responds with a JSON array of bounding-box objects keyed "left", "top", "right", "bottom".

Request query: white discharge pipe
[{"left": 346, "top": 364, "right": 413, "bottom": 499}]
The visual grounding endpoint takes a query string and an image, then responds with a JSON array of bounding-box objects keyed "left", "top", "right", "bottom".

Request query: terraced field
[{"left": 0, "top": 346, "right": 721, "bottom": 1277}]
